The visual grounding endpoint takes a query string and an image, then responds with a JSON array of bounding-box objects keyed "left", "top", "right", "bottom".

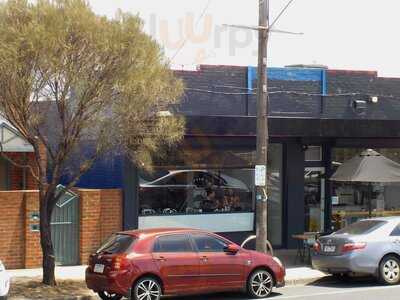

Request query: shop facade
[{"left": 121, "top": 65, "right": 400, "bottom": 249}]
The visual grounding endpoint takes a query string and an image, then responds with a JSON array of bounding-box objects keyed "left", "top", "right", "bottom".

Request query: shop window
[
  {"left": 138, "top": 169, "right": 254, "bottom": 216},
  {"left": 305, "top": 146, "right": 322, "bottom": 162},
  {"left": 138, "top": 144, "right": 282, "bottom": 238}
]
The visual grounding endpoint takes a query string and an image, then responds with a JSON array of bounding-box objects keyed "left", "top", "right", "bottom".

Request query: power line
[
  {"left": 184, "top": 87, "right": 400, "bottom": 99},
  {"left": 170, "top": 0, "right": 213, "bottom": 63},
  {"left": 269, "top": 0, "right": 296, "bottom": 30}
]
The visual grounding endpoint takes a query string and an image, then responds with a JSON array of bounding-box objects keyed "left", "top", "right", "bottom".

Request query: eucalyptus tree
[{"left": 0, "top": 0, "right": 183, "bottom": 285}]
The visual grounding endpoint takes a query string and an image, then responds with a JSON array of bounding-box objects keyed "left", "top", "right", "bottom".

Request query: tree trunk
[{"left": 39, "top": 195, "right": 56, "bottom": 286}]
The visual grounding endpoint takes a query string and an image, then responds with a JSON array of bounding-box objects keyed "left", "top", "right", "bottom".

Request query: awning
[{"left": 0, "top": 118, "right": 33, "bottom": 152}]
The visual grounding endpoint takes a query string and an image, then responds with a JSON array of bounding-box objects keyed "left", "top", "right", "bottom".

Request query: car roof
[
  {"left": 117, "top": 228, "right": 208, "bottom": 239},
  {"left": 359, "top": 216, "right": 400, "bottom": 223}
]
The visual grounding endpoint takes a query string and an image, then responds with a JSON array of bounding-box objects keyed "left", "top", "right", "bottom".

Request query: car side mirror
[{"left": 224, "top": 244, "right": 240, "bottom": 254}]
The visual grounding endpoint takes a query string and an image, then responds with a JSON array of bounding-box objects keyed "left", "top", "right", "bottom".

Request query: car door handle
[
  {"left": 200, "top": 256, "right": 208, "bottom": 262},
  {"left": 155, "top": 256, "right": 166, "bottom": 262}
]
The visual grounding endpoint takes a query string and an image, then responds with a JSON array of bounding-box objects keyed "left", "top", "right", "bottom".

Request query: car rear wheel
[
  {"left": 133, "top": 277, "right": 162, "bottom": 300},
  {"left": 97, "top": 291, "right": 122, "bottom": 300},
  {"left": 247, "top": 269, "right": 274, "bottom": 298},
  {"left": 379, "top": 255, "right": 400, "bottom": 285}
]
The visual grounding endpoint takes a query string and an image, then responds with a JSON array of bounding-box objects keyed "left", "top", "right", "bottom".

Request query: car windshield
[
  {"left": 334, "top": 220, "right": 386, "bottom": 235},
  {"left": 96, "top": 234, "right": 136, "bottom": 254}
]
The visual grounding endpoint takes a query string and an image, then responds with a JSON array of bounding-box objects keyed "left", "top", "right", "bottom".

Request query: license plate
[
  {"left": 323, "top": 245, "right": 336, "bottom": 253},
  {"left": 94, "top": 264, "right": 105, "bottom": 273}
]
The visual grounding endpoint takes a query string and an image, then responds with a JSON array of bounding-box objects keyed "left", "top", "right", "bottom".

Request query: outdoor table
[{"left": 292, "top": 232, "right": 319, "bottom": 264}]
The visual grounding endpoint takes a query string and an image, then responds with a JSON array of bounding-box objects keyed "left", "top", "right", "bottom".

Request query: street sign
[{"left": 255, "top": 165, "right": 266, "bottom": 186}]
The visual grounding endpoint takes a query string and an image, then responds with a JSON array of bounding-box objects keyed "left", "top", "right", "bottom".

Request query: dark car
[{"left": 86, "top": 228, "right": 285, "bottom": 300}]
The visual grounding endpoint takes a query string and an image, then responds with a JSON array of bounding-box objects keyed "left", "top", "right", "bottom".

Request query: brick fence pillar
[
  {"left": 79, "top": 189, "right": 101, "bottom": 264},
  {"left": 24, "top": 191, "right": 42, "bottom": 268}
]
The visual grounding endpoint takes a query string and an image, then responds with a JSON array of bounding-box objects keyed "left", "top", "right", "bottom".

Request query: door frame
[{"left": 304, "top": 167, "right": 326, "bottom": 232}]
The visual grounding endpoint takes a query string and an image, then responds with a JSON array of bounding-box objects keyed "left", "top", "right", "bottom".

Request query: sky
[{"left": 88, "top": 0, "right": 400, "bottom": 77}]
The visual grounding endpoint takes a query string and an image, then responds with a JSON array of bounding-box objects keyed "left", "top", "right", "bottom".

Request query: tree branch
[{"left": 0, "top": 143, "right": 39, "bottom": 182}]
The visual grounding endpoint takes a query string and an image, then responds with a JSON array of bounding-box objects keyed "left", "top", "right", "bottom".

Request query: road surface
[
  {"left": 85, "top": 277, "right": 400, "bottom": 300},
  {"left": 166, "top": 277, "right": 400, "bottom": 300}
]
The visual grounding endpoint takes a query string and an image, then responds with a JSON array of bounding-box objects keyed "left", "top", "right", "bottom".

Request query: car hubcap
[
  {"left": 251, "top": 271, "right": 273, "bottom": 297},
  {"left": 136, "top": 280, "right": 160, "bottom": 300},
  {"left": 383, "top": 260, "right": 400, "bottom": 282}
]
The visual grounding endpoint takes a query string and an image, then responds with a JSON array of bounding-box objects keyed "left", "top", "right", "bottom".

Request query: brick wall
[
  {"left": 0, "top": 191, "right": 25, "bottom": 269},
  {"left": 7, "top": 152, "right": 37, "bottom": 190},
  {"left": 100, "top": 189, "right": 123, "bottom": 242},
  {"left": 24, "top": 191, "right": 42, "bottom": 268},
  {"left": 79, "top": 189, "right": 123, "bottom": 264},
  {"left": 0, "top": 188, "right": 122, "bottom": 269},
  {"left": 79, "top": 189, "right": 101, "bottom": 265}
]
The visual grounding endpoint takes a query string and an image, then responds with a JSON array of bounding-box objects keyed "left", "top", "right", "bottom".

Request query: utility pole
[
  {"left": 255, "top": 0, "right": 270, "bottom": 253},
  {"left": 224, "top": 0, "right": 300, "bottom": 254}
]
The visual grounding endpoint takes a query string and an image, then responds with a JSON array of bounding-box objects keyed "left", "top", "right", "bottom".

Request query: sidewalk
[
  {"left": 9, "top": 264, "right": 327, "bottom": 285},
  {"left": 9, "top": 266, "right": 87, "bottom": 281},
  {"left": 285, "top": 267, "right": 327, "bottom": 285}
]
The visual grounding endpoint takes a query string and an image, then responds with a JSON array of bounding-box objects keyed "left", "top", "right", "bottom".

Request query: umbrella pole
[{"left": 368, "top": 183, "right": 372, "bottom": 218}]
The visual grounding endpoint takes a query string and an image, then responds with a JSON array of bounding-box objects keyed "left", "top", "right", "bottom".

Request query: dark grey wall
[
  {"left": 284, "top": 140, "right": 305, "bottom": 249},
  {"left": 176, "top": 66, "right": 400, "bottom": 121},
  {"left": 175, "top": 65, "right": 248, "bottom": 116}
]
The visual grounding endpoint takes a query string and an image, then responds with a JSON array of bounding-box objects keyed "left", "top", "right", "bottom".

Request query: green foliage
[{"left": 0, "top": 0, "right": 184, "bottom": 176}]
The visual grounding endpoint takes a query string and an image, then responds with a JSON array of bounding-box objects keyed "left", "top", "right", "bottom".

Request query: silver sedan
[{"left": 312, "top": 216, "right": 400, "bottom": 285}]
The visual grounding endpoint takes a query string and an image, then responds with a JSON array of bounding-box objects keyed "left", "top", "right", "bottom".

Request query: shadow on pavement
[{"left": 307, "top": 275, "right": 382, "bottom": 289}]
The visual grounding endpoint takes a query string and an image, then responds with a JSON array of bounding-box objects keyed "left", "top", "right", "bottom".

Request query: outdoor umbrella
[{"left": 330, "top": 149, "right": 400, "bottom": 217}]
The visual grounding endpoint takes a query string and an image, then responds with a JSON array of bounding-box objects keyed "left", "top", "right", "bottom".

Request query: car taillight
[
  {"left": 313, "top": 242, "right": 321, "bottom": 252},
  {"left": 342, "top": 242, "right": 366, "bottom": 253},
  {"left": 112, "top": 255, "right": 128, "bottom": 271},
  {"left": 113, "top": 256, "right": 122, "bottom": 270}
]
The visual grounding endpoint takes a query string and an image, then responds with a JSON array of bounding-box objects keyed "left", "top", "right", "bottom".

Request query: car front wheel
[
  {"left": 97, "top": 291, "right": 122, "bottom": 300},
  {"left": 379, "top": 255, "right": 400, "bottom": 285},
  {"left": 133, "top": 277, "right": 162, "bottom": 300},
  {"left": 247, "top": 269, "right": 274, "bottom": 298}
]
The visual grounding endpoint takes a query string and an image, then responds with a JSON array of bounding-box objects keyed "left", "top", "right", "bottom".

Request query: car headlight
[{"left": 272, "top": 256, "right": 283, "bottom": 268}]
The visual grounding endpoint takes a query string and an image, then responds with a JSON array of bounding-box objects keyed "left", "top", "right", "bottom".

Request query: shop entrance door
[{"left": 304, "top": 167, "right": 325, "bottom": 232}]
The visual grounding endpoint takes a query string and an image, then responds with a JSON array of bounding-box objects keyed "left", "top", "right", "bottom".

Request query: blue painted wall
[
  {"left": 74, "top": 155, "right": 123, "bottom": 189},
  {"left": 60, "top": 150, "right": 124, "bottom": 189},
  {"left": 247, "top": 66, "right": 327, "bottom": 95}
]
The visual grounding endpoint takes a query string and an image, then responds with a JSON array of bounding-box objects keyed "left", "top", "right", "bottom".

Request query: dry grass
[{"left": 9, "top": 278, "right": 96, "bottom": 299}]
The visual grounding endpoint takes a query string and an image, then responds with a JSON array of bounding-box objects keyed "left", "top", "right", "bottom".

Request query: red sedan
[{"left": 86, "top": 228, "right": 285, "bottom": 300}]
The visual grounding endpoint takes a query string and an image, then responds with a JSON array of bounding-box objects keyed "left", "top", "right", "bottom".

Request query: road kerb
[{"left": 285, "top": 276, "right": 328, "bottom": 286}]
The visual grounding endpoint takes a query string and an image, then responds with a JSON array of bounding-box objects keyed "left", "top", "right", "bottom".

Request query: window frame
[
  {"left": 305, "top": 146, "right": 322, "bottom": 162},
  {"left": 96, "top": 234, "right": 136, "bottom": 254},
  {"left": 152, "top": 233, "right": 195, "bottom": 253},
  {"left": 334, "top": 220, "right": 387, "bottom": 235},
  {"left": 138, "top": 168, "right": 256, "bottom": 217},
  {"left": 390, "top": 223, "right": 400, "bottom": 236},
  {"left": 190, "top": 233, "right": 230, "bottom": 253}
]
